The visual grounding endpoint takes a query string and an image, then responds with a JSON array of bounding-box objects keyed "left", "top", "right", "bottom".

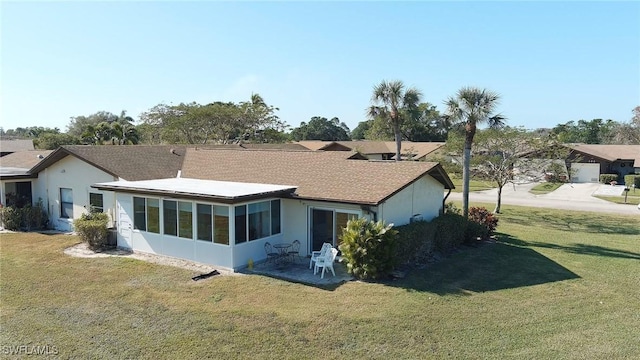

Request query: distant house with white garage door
[
  {"left": 564, "top": 144, "right": 640, "bottom": 183},
  {"left": 13, "top": 145, "right": 453, "bottom": 271}
]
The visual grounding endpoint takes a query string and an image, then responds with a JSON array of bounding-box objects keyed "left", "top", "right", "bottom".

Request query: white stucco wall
[
  {"left": 378, "top": 174, "right": 444, "bottom": 226},
  {"left": 35, "top": 156, "right": 117, "bottom": 231}
]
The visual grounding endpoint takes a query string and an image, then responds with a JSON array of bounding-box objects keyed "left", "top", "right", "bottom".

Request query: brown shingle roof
[
  {"left": 0, "top": 139, "right": 35, "bottom": 153},
  {"left": 568, "top": 144, "right": 640, "bottom": 166},
  {"left": 30, "top": 145, "right": 187, "bottom": 181},
  {"left": 181, "top": 148, "right": 452, "bottom": 205},
  {"left": 296, "top": 140, "right": 446, "bottom": 159},
  {"left": 0, "top": 150, "right": 53, "bottom": 169}
]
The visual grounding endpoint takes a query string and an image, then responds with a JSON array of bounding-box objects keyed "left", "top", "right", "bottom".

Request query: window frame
[
  {"left": 60, "top": 188, "right": 73, "bottom": 219},
  {"left": 89, "top": 192, "right": 104, "bottom": 213}
]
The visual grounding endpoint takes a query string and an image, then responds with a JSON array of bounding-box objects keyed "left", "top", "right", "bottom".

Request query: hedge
[
  {"left": 623, "top": 174, "right": 640, "bottom": 188},
  {"left": 599, "top": 174, "right": 618, "bottom": 184}
]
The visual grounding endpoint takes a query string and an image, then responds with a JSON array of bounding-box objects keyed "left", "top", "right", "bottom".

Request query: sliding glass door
[{"left": 310, "top": 208, "right": 359, "bottom": 252}]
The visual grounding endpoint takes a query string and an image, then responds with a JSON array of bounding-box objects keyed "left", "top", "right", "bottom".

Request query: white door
[
  {"left": 571, "top": 163, "right": 600, "bottom": 183},
  {"left": 117, "top": 197, "right": 133, "bottom": 249}
]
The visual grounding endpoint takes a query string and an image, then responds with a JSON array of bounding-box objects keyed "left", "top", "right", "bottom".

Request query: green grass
[
  {"left": 450, "top": 176, "right": 496, "bottom": 192},
  {"left": 529, "top": 182, "right": 564, "bottom": 195},
  {"left": 2, "top": 207, "right": 639, "bottom": 359},
  {"left": 594, "top": 194, "right": 640, "bottom": 205}
]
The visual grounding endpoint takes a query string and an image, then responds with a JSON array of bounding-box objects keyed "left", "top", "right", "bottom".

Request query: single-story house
[
  {"left": 0, "top": 139, "right": 35, "bottom": 157},
  {"left": 296, "top": 141, "right": 446, "bottom": 161},
  {"left": 8, "top": 145, "right": 454, "bottom": 271},
  {"left": 0, "top": 150, "right": 53, "bottom": 207},
  {"left": 565, "top": 144, "right": 640, "bottom": 183}
]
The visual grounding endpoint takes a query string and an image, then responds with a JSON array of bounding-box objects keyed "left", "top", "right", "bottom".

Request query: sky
[{"left": 1, "top": 1, "right": 639, "bottom": 133}]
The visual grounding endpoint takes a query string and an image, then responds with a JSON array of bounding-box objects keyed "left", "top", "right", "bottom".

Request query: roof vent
[
  {"left": 37, "top": 154, "right": 44, "bottom": 159},
  {"left": 170, "top": 148, "right": 177, "bottom": 155}
]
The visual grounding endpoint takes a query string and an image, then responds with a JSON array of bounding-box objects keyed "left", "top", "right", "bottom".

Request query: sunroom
[{"left": 93, "top": 177, "right": 297, "bottom": 271}]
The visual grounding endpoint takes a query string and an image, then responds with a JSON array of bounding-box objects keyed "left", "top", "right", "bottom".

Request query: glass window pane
[
  {"left": 147, "top": 198, "right": 160, "bottom": 233},
  {"left": 178, "top": 201, "right": 193, "bottom": 239},
  {"left": 133, "top": 197, "right": 146, "bottom": 231},
  {"left": 61, "top": 202, "right": 73, "bottom": 219},
  {"left": 197, "top": 204, "right": 212, "bottom": 242},
  {"left": 235, "top": 205, "right": 246, "bottom": 244},
  {"left": 214, "top": 206, "right": 229, "bottom": 245},
  {"left": 89, "top": 193, "right": 103, "bottom": 212},
  {"left": 271, "top": 200, "right": 281, "bottom": 235},
  {"left": 163, "top": 200, "right": 177, "bottom": 236},
  {"left": 248, "top": 201, "right": 270, "bottom": 240},
  {"left": 60, "top": 188, "right": 73, "bottom": 203}
]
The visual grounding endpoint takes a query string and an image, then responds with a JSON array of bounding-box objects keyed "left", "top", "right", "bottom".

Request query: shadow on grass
[
  {"left": 501, "top": 234, "right": 640, "bottom": 260},
  {"left": 504, "top": 211, "right": 640, "bottom": 235},
  {"left": 392, "top": 236, "right": 580, "bottom": 296}
]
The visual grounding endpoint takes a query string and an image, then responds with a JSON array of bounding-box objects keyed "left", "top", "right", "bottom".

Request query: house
[
  {"left": 296, "top": 141, "right": 446, "bottom": 161},
  {"left": 0, "top": 150, "right": 53, "bottom": 207},
  {"left": 0, "top": 139, "right": 35, "bottom": 157},
  {"left": 13, "top": 145, "right": 454, "bottom": 271},
  {"left": 564, "top": 144, "right": 640, "bottom": 183}
]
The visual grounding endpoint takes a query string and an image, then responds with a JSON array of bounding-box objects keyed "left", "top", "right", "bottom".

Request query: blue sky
[{"left": 2, "top": 1, "right": 639, "bottom": 133}]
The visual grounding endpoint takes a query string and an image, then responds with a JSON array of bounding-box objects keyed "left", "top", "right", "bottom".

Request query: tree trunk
[
  {"left": 462, "top": 143, "right": 472, "bottom": 218},
  {"left": 495, "top": 185, "right": 503, "bottom": 213},
  {"left": 394, "top": 123, "right": 402, "bottom": 161}
]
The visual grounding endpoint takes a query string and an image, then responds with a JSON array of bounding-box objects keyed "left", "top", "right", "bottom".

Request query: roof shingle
[{"left": 181, "top": 148, "right": 451, "bottom": 205}]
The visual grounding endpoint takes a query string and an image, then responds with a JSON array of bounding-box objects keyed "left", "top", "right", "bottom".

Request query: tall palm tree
[
  {"left": 368, "top": 80, "right": 422, "bottom": 161},
  {"left": 445, "top": 87, "right": 505, "bottom": 217}
]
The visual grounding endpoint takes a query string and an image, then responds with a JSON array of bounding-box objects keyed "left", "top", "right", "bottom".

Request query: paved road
[{"left": 447, "top": 183, "right": 639, "bottom": 216}]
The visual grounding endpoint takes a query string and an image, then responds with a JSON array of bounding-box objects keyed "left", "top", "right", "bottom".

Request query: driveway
[{"left": 447, "top": 183, "right": 638, "bottom": 215}]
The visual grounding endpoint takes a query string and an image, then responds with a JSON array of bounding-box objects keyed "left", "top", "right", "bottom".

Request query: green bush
[
  {"left": 623, "top": 174, "right": 640, "bottom": 188},
  {"left": 74, "top": 212, "right": 110, "bottom": 251},
  {"left": 21, "top": 200, "right": 48, "bottom": 231},
  {"left": 432, "top": 213, "right": 467, "bottom": 252},
  {"left": 0, "top": 206, "right": 23, "bottom": 231},
  {"left": 444, "top": 202, "right": 461, "bottom": 215},
  {"left": 394, "top": 220, "right": 436, "bottom": 265},
  {"left": 339, "top": 218, "right": 398, "bottom": 280},
  {"left": 599, "top": 174, "right": 618, "bottom": 184},
  {"left": 467, "top": 206, "right": 499, "bottom": 240}
]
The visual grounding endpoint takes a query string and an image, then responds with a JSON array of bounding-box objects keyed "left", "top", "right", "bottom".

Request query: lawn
[
  {"left": 594, "top": 193, "right": 640, "bottom": 205},
  {"left": 450, "top": 175, "right": 496, "bottom": 192},
  {"left": 529, "top": 182, "right": 564, "bottom": 195},
  {"left": 1, "top": 206, "right": 639, "bottom": 359}
]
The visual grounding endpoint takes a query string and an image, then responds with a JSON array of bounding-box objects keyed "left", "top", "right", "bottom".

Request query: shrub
[
  {"left": 394, "top": 220, "right": 436, "bottom": 265},
  {"left": 444, "top": 202, "right": 461, "bottom": 215},
  {"left": 599, "top": 174, "right": 618, "bottom": 184},
  {"left": 74, "top": 212, "right": 110, "bottom": 251},
  {"left": 21, "top": 199, "right": 48, "bottom": 231},
  {"left": 432, "top": 213, "right": 467, "bottom": 252},
  {"left": 339, "top": 218, "right": 398, "bottom": 280},
  {"left": 0, "top": 206, "right": 22, "bottom": 231},
  {"left": 624, "top": 174, "right": 640, "bottom": 188},
  {"left": 467, "top": 206, "right": 499, "bottom": 240}
]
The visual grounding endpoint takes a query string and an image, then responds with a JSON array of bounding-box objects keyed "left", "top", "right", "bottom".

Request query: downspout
[
  {"left": 441, "top": 188, "right": 452, "bottom": 215},
  {"left": 361, "top": 205, "right": 377, "bottom": 222}
]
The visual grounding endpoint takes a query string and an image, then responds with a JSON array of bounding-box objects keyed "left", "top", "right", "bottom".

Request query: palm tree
[
  {"left": 368, "top": 80, "right": 422, "bottom": 161},
  {"left": 445, "top": 87, "right": 505, "bottom": 217}
]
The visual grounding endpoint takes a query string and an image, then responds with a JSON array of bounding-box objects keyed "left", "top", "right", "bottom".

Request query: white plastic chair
[
  {"left": 314, "top": 247, "right": 338, "bottom": 279},
  {"left": 309, "top": 242, "right": 332, "bottom": 269}
]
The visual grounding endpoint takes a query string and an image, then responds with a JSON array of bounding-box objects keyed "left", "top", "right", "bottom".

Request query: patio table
[{"left": 273, "top": 243, "right": 292, "bottom": 263}]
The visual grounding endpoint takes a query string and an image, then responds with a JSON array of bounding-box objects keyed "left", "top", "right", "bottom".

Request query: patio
[{"left": 244, "top": 255, "right": 353, "bottom": 288}]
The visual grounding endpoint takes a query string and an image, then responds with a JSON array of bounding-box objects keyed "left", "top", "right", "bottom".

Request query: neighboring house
[
  {"left": 0, "top": 139, "right": 35, "bottom": 157},
  {"left": 564, "top": 144, "right": 640, "bottom": 183},
  {"left": 8, "top": 145, "right": 454, "bottom": 271},
  {"left": 0, "top": 150, "right": 53, "bottom": 207},
  {"left": 296, "top": 141, "right": 446, "bottom": 161}
]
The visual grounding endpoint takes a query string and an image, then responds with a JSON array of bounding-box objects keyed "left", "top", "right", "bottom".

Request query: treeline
[{"left": 1, "top": 95, "right": 638, "bottom": 149}]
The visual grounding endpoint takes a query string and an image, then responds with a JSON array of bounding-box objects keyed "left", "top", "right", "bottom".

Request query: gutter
[{"left": 442, "top": 188, "right": 452, "bottom": 215}]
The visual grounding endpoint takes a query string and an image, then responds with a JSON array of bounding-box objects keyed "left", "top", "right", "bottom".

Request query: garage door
[{"left": 571, "top": 163, "right": 600, "bottom": 183}]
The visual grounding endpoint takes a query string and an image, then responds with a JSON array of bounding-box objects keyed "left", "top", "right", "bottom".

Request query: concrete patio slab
[{"left": 243, "top": 256, "right": 353, "bottom": 288}]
